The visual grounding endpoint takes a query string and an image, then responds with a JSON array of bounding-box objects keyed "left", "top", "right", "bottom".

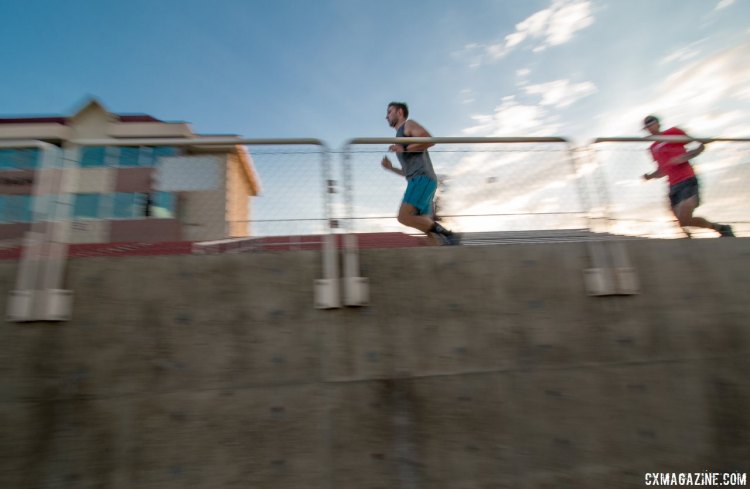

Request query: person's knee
[{"left": 398, "top": 205, "right": 416, "bottom": 225}]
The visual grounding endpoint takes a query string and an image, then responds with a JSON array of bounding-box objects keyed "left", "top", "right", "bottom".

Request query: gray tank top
[{"left": 396, "top": 122, "right": 437, "bottom": 181}]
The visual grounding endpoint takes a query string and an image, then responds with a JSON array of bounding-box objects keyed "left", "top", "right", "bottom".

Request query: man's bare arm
[
  {"left": 402, "top": 119, "right": 434, "bottom": 152},
  {"left": 381, "top": 156, "right": 405, "bottom": 176},
  {"left": 668, "top": 142, "right": 705, "bottom": 165}
]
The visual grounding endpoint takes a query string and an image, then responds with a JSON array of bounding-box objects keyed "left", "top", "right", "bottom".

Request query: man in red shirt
[{"left": 642, "top": 115, "right": 734, "bottom": 237}]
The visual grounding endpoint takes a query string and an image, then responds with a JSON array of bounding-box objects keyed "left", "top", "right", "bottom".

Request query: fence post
[
  {"left": 315, "top": 143, "right": 341, "bottom": 309},
  {"left": 5, "top": 141, "right": 74, "bottom": 321},
  {"left": 340, "top": 144, "right": 369, "bottom": 307}
]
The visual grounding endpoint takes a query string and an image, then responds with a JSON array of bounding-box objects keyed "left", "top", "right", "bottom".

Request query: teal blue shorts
[{"left": 403, "top": 176, "right": 437, "bottom": 216}]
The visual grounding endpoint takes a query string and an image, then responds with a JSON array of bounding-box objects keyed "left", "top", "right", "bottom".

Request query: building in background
[{"left": 0, "top": 99, "right": 260, "bottom": 244}]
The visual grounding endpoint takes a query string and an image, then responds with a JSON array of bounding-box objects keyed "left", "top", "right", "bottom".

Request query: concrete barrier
[{"left": 1, "top": 239, "right": 748, "bottom": 488}]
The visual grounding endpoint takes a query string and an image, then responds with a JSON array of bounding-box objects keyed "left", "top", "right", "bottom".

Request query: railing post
[
  {"left": 340, "top": 144, "right": 369, "bottom": 307},
  {"left": 5, "top": 141, "right": 74, "bottom": 322},
  {"left": 315, "top": 143, "right": 341, "bottom": 309}
]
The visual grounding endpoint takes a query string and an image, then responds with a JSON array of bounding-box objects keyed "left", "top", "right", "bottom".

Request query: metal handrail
[
  {"left": 345, "top": 136, "right": 569, "bottom": 146},
  {"left": 71, "top": 137, "right": 327, "bottom": 147},
  {"left": 593, "top": 136, "right": 750, "bottom": 144}
]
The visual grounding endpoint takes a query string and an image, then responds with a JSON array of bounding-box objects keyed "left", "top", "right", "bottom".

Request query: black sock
[{"left": 430, "top": 222, "right": 452, "bottom": 236}]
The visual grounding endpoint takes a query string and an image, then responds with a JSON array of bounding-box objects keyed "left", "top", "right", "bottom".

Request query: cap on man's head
[{"left": 643, "top": 115, "right": 660, "bottom": 128}]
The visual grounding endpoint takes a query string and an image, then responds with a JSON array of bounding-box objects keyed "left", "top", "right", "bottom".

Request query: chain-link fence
[
  {"left": 237, "top": 144, "right": 331, "bottom": 238},
  {"left": 341, "top": 138, "right": 588, "bottom": 238},
  {"left": 589, "top": 138, "right": 750, "bottom": 238},
  {"left": 46, "top": 139, "right": 332, "bottom": 251},
  {"left": 4, "top": 135, "right": 748, "bottom": 256}
]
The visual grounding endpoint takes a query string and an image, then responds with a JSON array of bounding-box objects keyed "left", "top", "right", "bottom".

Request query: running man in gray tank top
[{"left": 381, "top": 102, "right": 460, "bottom": 245}]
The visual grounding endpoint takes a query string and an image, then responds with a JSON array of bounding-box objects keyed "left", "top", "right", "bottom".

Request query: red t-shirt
[{"left": 649, "top": 127, "right": 696, "bottom": 186}]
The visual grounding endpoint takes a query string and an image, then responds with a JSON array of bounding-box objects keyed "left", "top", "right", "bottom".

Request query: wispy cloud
[
  {"left": 463, "top": 0, "right": 594, "bottom": 67},
  {"left": 515, "top": 68, "right": 532, "bottom": 87},
  {"left": 736, "top": 85, "right": 750, "bottom": 102},
  {"left": 524, "top": 79, "right": 598, "bottom": 108},
  {"left": 460, "top": 79, "right": 594, "bottom": 137},
  {"left": 459, "top": 89, "right": 475, "bottom": 104},
  {"left": 660, "top": 41, "right": 705, "bottom": 65},
  {"left": 715, "top": 0, "right": 736, "bottom": 11},
  {"left": 462, "top": 95, "right": 562, "bottom": 137}
]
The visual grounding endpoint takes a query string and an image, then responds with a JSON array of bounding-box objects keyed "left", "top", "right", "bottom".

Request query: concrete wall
[{"left": 1, "top": 239, "right": 748, "bottom": 488}]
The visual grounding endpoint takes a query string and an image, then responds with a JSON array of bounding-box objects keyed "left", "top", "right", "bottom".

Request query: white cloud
[
  {"left": 462, "top": 96, "right": 562, "bottom": 137},
  {"left": 715, "top": 0, "right": 735, "bottom": 10},
  {"left": 486, "top": 43, "right": 511, "bottom": 59},
  {"left": 505, "top": 31, "right": 527, "bottom": 49},
  {"left": 544, "top": 0, "right": 595, "bottom": 46},
  {"left": 508, "top": 8, "right": 551, "bottom": 52},
  {"left": 524, "top": 79, "right": 598, "bottom": 108},
  {"left": 516, "top": 68, "right": 531, "bottom": 77},
  {"left": 465, "top": 0, "right": 594, "bottom": 67}
]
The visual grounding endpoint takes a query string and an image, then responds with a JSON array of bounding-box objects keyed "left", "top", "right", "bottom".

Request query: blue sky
[{"left": 1, "top": 0, "right": 749, "bottom": 147}]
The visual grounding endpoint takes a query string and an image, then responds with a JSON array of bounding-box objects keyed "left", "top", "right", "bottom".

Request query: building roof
[
  {"left": 0, "top": 98, "right": 164, "bottom": 125},
  {"left": 0, "top": 114, "right": 163, "bottom": 125}
]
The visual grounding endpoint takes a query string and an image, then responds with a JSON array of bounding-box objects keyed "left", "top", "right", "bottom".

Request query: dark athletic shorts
[{"left": 669, "top": 177, "right": 700, "bottom": 208}]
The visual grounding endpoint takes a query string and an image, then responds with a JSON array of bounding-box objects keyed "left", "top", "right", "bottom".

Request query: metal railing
[
  {"left": 3, "top": 137, "right": 341, "bottom": 318},
  {"left": 2, "top": 134, "right": 748, "bottom": 316},
  {"left": 1, "top": 140, "right": 71, "bottom": 321}
]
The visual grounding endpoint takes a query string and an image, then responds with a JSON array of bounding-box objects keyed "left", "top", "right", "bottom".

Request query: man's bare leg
[
  {"left": 673, "top": 197, "right": 714, "bottom": 229},
  {"left": 674, "top": 196, "right": 734, "bottom": 237},
  {"left": 397, "top": 203, "right": 460, "bottom": 245},
  {"left": 397, "top": 203, "right": 433, "bottom": 233}
]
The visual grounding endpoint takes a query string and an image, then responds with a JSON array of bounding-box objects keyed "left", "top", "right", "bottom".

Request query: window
[
  {"left": 3, "top": 195, "right": 32, "bottom": 222},
  {"left": 21, "top": 149, "right": 40, "bottom": 169},
  {"left": 0, "top": 149, "right": 40, "bottom": 169},
  {"left": 150, "top": 191, "right": 175, "bottom": 218},
  {"left": 0, "top": 196, "right": 64, "bottom": 222},
  {"left": 79, "top": 147, "right": 108, "bottom": 168},
  {"left": 112, "top": 192, "right": 149, "bottom": 219},
  {"left": 118, "top": 146, "right": 141, "bottom": 167},
  {"left": 73, "top": 193, "right": 101, "bottom": 219},
  {"left": 114, "top": 146, "right": 179, "bottom": 167},
  {"left": 112, "top": 192, "right": 175, "bottom": 218},
  {"left": 0, "top": 150, "right": 14, "bottom": 169},
  {"left": 152, "top": 146, "right": 178, "bottom": 164}
]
